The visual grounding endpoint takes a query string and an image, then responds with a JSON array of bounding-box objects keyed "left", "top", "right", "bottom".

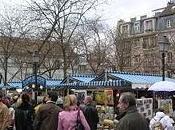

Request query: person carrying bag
[{"left": 75, "top": 108, "right": 84, "bottom": 130}]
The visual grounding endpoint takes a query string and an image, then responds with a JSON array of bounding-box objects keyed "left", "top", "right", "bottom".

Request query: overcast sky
[
  {"left": 0, "top": 0, "right": 171, "bottom": 27},
  {"left": 98, "top": 0, "right": 169, "bottom": 27}
]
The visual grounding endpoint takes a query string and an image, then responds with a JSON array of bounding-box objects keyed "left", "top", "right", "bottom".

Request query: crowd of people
[
  {"left": 0, "top": 90, "right": 99, "bottom": 130},
  {"left": 0, "top": 90, "right": 175, "bottom": 130}
]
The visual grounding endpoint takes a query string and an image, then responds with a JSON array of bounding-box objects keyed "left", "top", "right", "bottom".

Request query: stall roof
[
  {"left": 72, "top": 77, "right": 94, "bottom": 83},
  {"left": 108, "top": 71, "right": 175, "bottom": 84},
  {"left": 0, "top": 79, "right": 63, "bottom": 89},
  {"left": 57, "top": 80, "right": 131, "bottom": 89},
  {"left": 61, "top": 74, "right": 96, "bottom": 83},
  {"left": 0, "top": 82, "right": 22, "bottom": 89},
  {"left": 46, "top": 79, "right": 62, "bottom": 88}
]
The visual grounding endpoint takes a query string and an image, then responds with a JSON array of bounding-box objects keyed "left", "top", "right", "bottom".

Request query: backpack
[{"left": 151, "top": 117, "right": 164, "bottom": 130}]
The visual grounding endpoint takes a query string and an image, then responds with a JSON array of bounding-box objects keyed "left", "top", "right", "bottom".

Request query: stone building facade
[{"left": 116, "top": 2, "right": 175, "bottom": 76}]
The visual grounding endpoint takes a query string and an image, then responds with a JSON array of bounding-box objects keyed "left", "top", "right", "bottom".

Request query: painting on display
[
  {"left": 158, "top": 99, "right": 173, "bottom": 114},
  {"left": 94, "top": 89, "right": 113, "bottom": 105},
  {"left": 136, "top": 98, "right": 153, "bottom": 119}
]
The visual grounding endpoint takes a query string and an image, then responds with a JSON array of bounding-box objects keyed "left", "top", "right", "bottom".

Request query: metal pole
[
  {"left": 162, "top": 52, "right": 165, "bottom": 81},
  {"left": 34, "top": 62, "right": 37, "bottom": 105},
  {"left": 4, "top": 55, "right": 8, "bottom": 95},
  {"left": 33, "top": 62, "right": 37, "bottom": 104}
]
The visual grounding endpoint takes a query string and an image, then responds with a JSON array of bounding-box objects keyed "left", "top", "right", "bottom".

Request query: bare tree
[
  {"left": 26, "top": 0, "right": 107, "bottom": 78},
  {"left": 77, "top": 18, "right": 111, "bottom": 74},
  {"left": 0, "top": 8, "right": 32, "bottom": 84},
  {"left": 107, "top": 26, "right": 132, "bottom": 71}
]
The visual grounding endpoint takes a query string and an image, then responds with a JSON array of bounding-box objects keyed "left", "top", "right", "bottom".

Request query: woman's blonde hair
[{"left": 63, "top": 94, "right": 77, "bottom": 109}]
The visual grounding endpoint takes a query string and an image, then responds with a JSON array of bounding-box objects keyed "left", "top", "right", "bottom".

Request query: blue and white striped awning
[
  {"left": 61, "top": 74, "right": 96, "bottom": 83},
  {"left": 0, "top": 82, "right": 22, "bottom": 89},
  {"left": 57, "top": 80, "right": 131, "bottom": 89},
  {"left": 72, "top": 77, "right": 95, "bottom": 83},
  {"left": 0, "top": 79, "right": 63, "bottom": 89},
  {"left": 46, "top": 79, "right": 62, "bottom": 88},
  {"left": 108, "top": 71, "right": 175, "bottom": 84}
]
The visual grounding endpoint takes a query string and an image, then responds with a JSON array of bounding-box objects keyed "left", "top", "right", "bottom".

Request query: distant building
[{"left": 116, "top": 2, "right": 175, "bottom": 77}]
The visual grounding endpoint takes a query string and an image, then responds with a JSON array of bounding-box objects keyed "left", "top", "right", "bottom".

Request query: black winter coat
[
  {"left": 15, "top": 103, "right": 34, "bottom": 130},
  {"left": 117, "top": 106, "right": 149, "bottom": 130},
  {"left": 83, "top": 104, "right": 99, "bottom": 130}
]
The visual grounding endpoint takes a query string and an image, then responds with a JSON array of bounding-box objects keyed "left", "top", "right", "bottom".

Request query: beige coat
[{"left": 0, "top": 102, "right": 9, "bottom": 130}]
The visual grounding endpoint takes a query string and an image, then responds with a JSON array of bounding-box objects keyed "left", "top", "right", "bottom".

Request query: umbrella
[{"left": 148, "top": 81, "right": 175, "bottom": 92}]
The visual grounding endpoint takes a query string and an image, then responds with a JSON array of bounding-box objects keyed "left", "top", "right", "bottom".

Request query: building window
[
  {"left": 133, "top": 39, "right": 140, "bottom": 47},
  {"left": 167, "top": 20, "right": 171, "bottom": 28},
  {"left": 122, "top": 24, "right": 129, "bottom": 34},
  {"left": 167, "top": 52, "right": 172, "bottom": 63},
  {"left": 144, "top": 20, "right": 153, "bottom": 31},
  {"left": 134, "top": 55, "right": 140, "bottom": 63},
  {"left": 134, "top": 23, "right": 140, "bottom": 32},
  {"left": 152, "top": 55, "right": 157, "bottom": 66},
  {"left": 150, "top": 36, "right": 156, "bottom": 48},
  {"left": 124, "top": 56, "right": 131, "bottom": 67},
  {"left": 79, "top": 65, "right": 86, "bottom": 72},
  {"left": 143, "top": 37, "right": 149, "bottom": 49}
]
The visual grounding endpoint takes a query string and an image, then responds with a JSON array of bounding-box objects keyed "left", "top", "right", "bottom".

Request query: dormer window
[
  {"left": 167, "top": 20, "right": 171, "bottom": 28},
  {"left": 134, "top": 22, "right": 140, "bottom": 32},
  {"left": 122, "top": 24, "right": 129, "bottom": 34},
  {"left": 144, "top": 20, "right": 153, "bottom": 31}
]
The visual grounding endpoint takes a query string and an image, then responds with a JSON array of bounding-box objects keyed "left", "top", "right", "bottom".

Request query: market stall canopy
[
  {"left": 61, "top": 74, "right": 96, "bottom": 84},
  {"left": 46, "top": 79, "right": 62, "bottom": 88},
  {"left": 57, "top": 80, "right": 131, "bottom": 89},
  {"left": 0, "top": 79, "right": 63, "bottom": 89},
  {"left": 108, "top": 71, "right": 175, "bottom": 84},
  {"left": 0, "top": 82, "right": 22, "bottom": 89},
  {"left": 148, "top": 81, "right": 175, "bottom": 91},
  {"left": 22, "top": 75, "right": 46, "bottom": 88},
  {"left": 93, "top": 71, "right": 175, "bottom": 88}
]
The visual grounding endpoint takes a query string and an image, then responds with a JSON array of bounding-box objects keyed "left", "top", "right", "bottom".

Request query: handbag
[{"left": 75, "top": 108, "right": 84, "bottom": 130}]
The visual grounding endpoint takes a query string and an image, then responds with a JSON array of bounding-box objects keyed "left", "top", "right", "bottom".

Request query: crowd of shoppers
[
  {"left": 1, "top": 89, "right": 175, "bottom": 130},
  {"left": 0, "top": 90, "right": 100, "bottom": 130}
]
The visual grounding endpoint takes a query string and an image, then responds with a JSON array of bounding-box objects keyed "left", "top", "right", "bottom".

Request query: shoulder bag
[{"left": 75, "top": 108, "right": 84, "bottom": 130}]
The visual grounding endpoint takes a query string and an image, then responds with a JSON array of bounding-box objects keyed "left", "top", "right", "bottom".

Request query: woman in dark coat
[{"left": 15, "top": 93, "right": 34, "bottom": 130}]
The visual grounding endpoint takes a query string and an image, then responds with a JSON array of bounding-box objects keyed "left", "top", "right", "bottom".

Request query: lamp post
[
  {"left": 158, "top": 36, "right": 170, "bottom": 81},
  {"left": 32, "top": 51, "right": 39, "bottom": 104}
]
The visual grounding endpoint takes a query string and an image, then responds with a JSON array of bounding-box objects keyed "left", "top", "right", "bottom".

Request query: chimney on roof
[
  {"left": 167, "top": 0, "right": 175, "bottom": 6},
  {"left": 140, "top": 15, "right": 147, "bottom": 20},
  {"left": 117, "top": 19, "right": 125, "bottom": 25},
  {"left": 130, "top": 17, "right": 136, "bottom": 22}
]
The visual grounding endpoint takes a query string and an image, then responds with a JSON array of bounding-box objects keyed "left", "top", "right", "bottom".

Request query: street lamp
[
  {"left": 158, "top": 36, "right": 170, "bottom": 81},
  {"left": 32, "top": 51, "right": 39, "bottom": 104}
]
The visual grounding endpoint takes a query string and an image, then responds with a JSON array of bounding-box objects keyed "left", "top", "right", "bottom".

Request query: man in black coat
[
  {"left": 83, "top": 96, "right": 99, "bottom": 130},
  {"left": 117, "top": 92, "right": 149, "bottom": 130},
  {"left": 33, "top": 91, "right": 62, "bottom": 130},
  {"left": 15, "top": 93, "right": 34, "bottom": 130}
]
